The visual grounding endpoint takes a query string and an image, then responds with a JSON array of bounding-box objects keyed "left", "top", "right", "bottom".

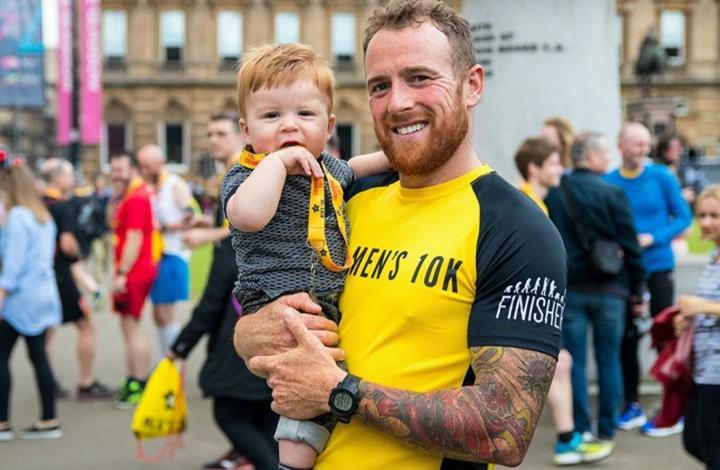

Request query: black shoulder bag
[{"left": 561, "top": 177, "right": 624, "bottom": 277}]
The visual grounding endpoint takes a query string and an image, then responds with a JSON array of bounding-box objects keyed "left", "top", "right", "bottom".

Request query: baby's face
[{"left": 241, "top": 80, "right": 335, "bottom": 158}]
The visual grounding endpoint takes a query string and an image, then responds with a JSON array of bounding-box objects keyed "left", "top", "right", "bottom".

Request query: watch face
[{"left": 332, "top": 391, "right": 354, "bottom": 412}]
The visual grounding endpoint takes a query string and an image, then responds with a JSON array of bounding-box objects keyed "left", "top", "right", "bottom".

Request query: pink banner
[
  {"left": 79, "top": 0, "right": 103, "bottom": 145},
  {"left": 56, "top": 0, "right": 73, "bottom": 145}
]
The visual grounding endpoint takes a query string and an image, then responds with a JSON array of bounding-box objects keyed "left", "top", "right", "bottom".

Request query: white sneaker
[
  {"left": 641, "top": 419, "right": 684, "bottom": 437},
  {"left": 0, "top": 427, "right": 15, "bottom": 442},
  {"left": 18, "top": 424, "right": 62, "bottom": 440}
]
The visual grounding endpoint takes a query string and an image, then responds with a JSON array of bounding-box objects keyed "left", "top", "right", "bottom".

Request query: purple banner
[
  {"left": 0, "top": 0, "right": 46, "bottom": 107},
  {"left": 79, "top": 0, "right": 102, "bottom": 145},
  {"left": 56, "top": 0, "right": 73, "bottom": 145}
]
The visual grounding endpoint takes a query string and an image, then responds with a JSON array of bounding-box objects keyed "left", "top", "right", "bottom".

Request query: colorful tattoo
[{"left": 357, "top": 346, "right": 556, "bottom": 465}]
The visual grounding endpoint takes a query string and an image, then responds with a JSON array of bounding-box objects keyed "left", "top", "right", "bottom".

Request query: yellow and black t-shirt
[{"left": 316, "top": 165, "right": 567, "bottom": 470}]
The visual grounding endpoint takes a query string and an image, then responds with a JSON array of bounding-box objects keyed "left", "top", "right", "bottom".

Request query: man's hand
[
  {"left": 637, "top": 233, "right": 654, "bottom": 248},
  {"left": 182, "top": 228, "right": 209, "bottom": 249},
  {"left": 272, "top": 146, "right": 324, "bottom": 178},
  {"left": 233, "top": 292, "right": 339, "bottom": 363},
  {"left": 112, "top": 273, "right": 127, "bottom": 294},
  {"left": 249, "top": 312, "right": 346, "bottom": 419}
]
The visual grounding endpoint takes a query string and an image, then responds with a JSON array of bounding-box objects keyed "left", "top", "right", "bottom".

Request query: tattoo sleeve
[{"left": 356, "top": 346, "right": 556, "bottom": 466}]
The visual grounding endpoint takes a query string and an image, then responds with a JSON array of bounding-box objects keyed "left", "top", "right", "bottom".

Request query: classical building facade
[
  {"left": 97, "top": 0, "right": 460, "bottom": 175},
  {"left": 618, "top": 0, "right": 720, "bottom": 156}
]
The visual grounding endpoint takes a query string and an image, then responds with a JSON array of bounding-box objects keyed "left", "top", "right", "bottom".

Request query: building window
[
  {"left": 102, "top": 122, "right": 131, "bottom": 167},
  {"left": 102, "top": 10, "right": 126, "bottom": 70},
  {"left": 335, "top": 123, "right": 355, "bottom": 161},
  {"left": 161, "top": 122, "right": 188, "bottom": 166},
  {"left": 218, "top": 11, "right": 243, "bottom": 70},
  {"left": 275, "top": 11, "right": 299, "bottom": 44},
  {"left": 660, "top": 10, "right": 685, "bottom": 66},
  {"left": 331, "top": 13, "right": 356, "bottom": 71},
  {"left": 160, "top": 10, "right": 185, "bottom": 69}
]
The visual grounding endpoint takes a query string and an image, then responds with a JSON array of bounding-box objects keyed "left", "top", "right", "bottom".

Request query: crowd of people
[
  {"left": 1, "top": 0, "right": 719, "bottom": 469},
  {"left": 514, "top": 118, "right": 719, "bottom": 469}
]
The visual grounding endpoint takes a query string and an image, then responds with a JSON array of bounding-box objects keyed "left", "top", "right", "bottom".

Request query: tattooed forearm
[{"left": 356, "top": 346, "right": 556, "bottom": 466}]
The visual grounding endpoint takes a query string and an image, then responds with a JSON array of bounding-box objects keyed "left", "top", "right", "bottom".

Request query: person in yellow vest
[
  {"left": 514, "top": 137, "right": 614, "bottom": 465},
  {"left": 222, "top": 43, "right": 390, "bottom": 470},
  {"left": 233, "top": 2, "right": 568, "bottom": 469}
]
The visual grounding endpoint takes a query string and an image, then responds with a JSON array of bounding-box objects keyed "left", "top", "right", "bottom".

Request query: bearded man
[{"left": 232, "top": 1, "right": 567, "bottom": 469}]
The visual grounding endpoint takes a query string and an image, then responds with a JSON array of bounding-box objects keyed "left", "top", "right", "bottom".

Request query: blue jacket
[
  {"left": 0, "top": 206, "right": 61, "bottom": 335},
  {"left": 604, "top": 163, "right": 692, "bottom": 274}
]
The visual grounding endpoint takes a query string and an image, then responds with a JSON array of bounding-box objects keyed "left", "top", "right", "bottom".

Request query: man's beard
[{"left": 375, "top": 88, "right": 469, "bottom": 177}]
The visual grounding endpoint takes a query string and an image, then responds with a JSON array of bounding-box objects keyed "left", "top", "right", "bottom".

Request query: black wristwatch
[{"left": 328, "top": 373, "right": 361, "bottom": 423}]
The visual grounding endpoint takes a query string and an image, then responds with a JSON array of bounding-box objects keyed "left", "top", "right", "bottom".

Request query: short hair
[
  {"left": 110, "top": 151, "right": 138, "bottom": 168},
  {"left": 235, "top": 43, "right": 335, "bottom": 118},
  {"left": 697, "top": 184, "right": 720, "bottom": 207},
  {"left": 39, "top": 158, "right": 73, "bottom": 184},
  {"left": 514, "top": 137, "right": 558, "bottom": 180},
  {"left": 210, "top": 111, "right": 241, "bottom": 132},
  {"left": 655, "top": 133, "right": 687, "bottom": 163},
  {"left": 362, "top": 0, "right": 475, "bottom": 76},
  {"left": 543, "top": 116, "right": 575, "bottom": 167},
  {"left": 570, "top": 131, "right": 606, "bottom": 167}
]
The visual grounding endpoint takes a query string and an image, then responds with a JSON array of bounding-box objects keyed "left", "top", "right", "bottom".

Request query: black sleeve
[
  {"left": 171, "top": 246, "right": 237, "bottom": 359},
  {"left": 54, "top": 201, "right": 81, "bottom": 262},
  {"left": 220, "top": 164, "right": 250, "bottom": 220},
  {"left": 468, "top": 175, "right": 567, "bottom": 359},
  {"left": 609, "top": 188, "right": 646, "bottom": 297}
]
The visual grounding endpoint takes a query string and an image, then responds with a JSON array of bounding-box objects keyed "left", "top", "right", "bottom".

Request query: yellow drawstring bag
[{"left": 131, "top": 358, "right": 187, "bottom": 461}]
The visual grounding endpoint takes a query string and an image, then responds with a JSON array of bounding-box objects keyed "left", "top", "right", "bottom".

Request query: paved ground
[{"left": 1, "top": 256, "right": 708, "bottom": 469}]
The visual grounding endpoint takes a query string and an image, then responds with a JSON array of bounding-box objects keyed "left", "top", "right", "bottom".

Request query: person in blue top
[
  {"left": 0, "top": 165, "right": 63, "bottom": 442},
  {"left": 604, "top": 122, "right": 692, "bottom": 437}
]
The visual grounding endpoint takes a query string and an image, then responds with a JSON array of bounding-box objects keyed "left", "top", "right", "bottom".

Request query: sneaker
[
  {"left": 77, "top": 381, "right": 114, "bottom": 401},
  {"left": 554, "top": 432, "right": 614, "bottom": 466},
  {"left": 54, "top": 381, "right": 71, "bottom": 400},
  {"left": 617, "top": 402, "right": 646, "bottom": 430},
  {"left": 203, "top": 449, "right": 251, "bottom": 469},
  {"left": 113, "top": 379, "right": 144, "bottom": 410},
  {"left": 0, "top": 426, "right": 15, "bottom": 442},
  {"left": 641, "top": 418, "right": 684, "bottom": 437},
  {"left": 17, "top": 424, "right": 63, "bottom": 440},
  {"left": 580, "top": 431, "right": 595, "bottom": 443}
]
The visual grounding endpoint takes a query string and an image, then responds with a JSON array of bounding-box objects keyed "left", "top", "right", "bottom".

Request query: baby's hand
[{"left": 272, "top": 146, "right": 324, "bottom": 178}]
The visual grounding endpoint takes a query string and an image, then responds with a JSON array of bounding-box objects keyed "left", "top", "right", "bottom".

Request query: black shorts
[{"left": 59, "top": 283, "right": 87, "bottom": 324}]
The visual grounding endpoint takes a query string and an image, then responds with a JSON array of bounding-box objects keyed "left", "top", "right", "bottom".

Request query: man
[
  {"left": 233, "top": 1, "right": 567, "bottom": 469},
  {"left": 137, "top": 144, "right": 194, "bottom": 356},
  {"left": 40, "top": 159, "right": 112, "bottom": 401},
  {"left": 108, "top": 151, "right": 156, "bottom": 408},
  {"left": 514, "top": 136, "right": 563, "bottom": 214},
  {"left": 514, "top": 138, "right": 613, "bottom": 465},
  {"left": 546, "top": 132, "right": 646, "bottom": 450},
  {"left": 605, "top": 123, "right": 692, "bottom": 437},
  {"left": 170, "top": 113, "right": 279, "bottom": 470}
]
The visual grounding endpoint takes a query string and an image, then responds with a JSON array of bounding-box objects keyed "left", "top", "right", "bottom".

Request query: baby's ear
[
  {"left": 327, "top": 113, "right": 336, "bottom": 138},
  {"left": 239, "top": 118, "right": 251, "bottom": 143}
]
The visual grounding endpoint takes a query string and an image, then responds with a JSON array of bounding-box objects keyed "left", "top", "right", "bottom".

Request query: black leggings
[
  {"left": 622, "top": 270, "right": 674, "bottom": 404},
  {"left": 684, "top": 383, "right": 720, "bottom": 469},
  {"left": 213, "top": 396, "right": 279, "bottom": 470},
  {"left": 0, "top": 321, "right": 56, "bottom": 422}
]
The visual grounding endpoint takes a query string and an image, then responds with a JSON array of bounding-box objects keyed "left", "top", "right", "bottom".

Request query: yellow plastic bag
[{"left": 132, "top": 358, "right": 186, "bottom": 461}]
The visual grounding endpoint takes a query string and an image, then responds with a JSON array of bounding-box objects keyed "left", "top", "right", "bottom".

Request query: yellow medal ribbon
[{"left": 238, "top": 148, "right": 352, "bottom": 272}]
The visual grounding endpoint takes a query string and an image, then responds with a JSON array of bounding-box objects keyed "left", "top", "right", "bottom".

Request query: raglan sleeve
[{"left": 467, "top": 193, "right": 567, "bottom": 359}]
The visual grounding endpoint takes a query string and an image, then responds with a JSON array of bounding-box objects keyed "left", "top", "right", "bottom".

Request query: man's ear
[
  {"left": 464, "top": 64, "right": 484, "bottom": 108},
  {"left": 327, "top": 113, "right": 337, "bottom": 138},
  {"left": 239, "top": 118, "right": 251, "bottom": 144}
]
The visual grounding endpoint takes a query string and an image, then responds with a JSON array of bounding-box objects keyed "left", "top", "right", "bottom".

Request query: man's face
[
  {"left": 207, "top": 119, "right": 243, "bottom": 162},
  {"left": 587, "top": 140, "right": 611, "bottom": 174},
  {"left": 137, "top": 149, "right": 163, "bottom": 182},
  {"left": 240, "top": 80, "right": 334, "bottom": 159},
  {"left": 110, "top": 156, "right": 133, "bottom": 189},
  {"left": 535, "top": 152, "right": 563, "bottom": 189},
  {"left": 618, "top": 125, "right": 651, "bottom": 169},
  {"left": 365, "top": 22, "right": 475, "bottom": 176},
  {"left": 54, "top": 166, "right": 75, "bottom": 193}
]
